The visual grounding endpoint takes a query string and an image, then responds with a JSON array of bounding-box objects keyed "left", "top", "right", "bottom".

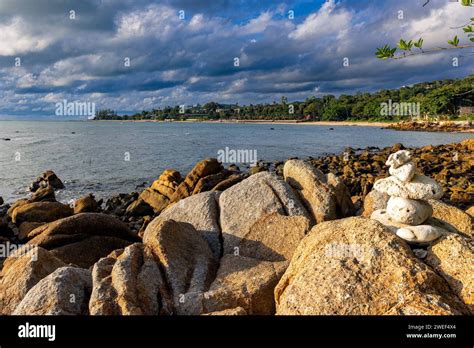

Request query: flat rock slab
[{"left": 374, "top": 174, "right": 443, "bottom": 200}]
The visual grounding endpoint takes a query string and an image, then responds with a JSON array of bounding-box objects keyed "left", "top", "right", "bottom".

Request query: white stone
[
  {"left": 371, "top": 209, "right": 445, "bottom": 244},
  {"left": 373, "top": 174, "right": 443, "bottom": 200},
  {"left": 386, "top": 150, "right": 411, "bottom": 169},
  {"left": 396, "top": 226, "right": 442, "bottom": 244},
  {"left": 389, "top": 162, "right": 415, "bottom": 182},
  {"left": 386, "top": 197, "right": 432, "bottom": 225}
]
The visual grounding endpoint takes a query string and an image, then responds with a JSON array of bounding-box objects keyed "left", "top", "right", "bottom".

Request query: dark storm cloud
[{"left": 0, "top": 0, "right": 472, "bottom": 116}]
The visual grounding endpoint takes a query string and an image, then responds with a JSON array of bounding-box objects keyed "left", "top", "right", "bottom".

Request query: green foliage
[
  {"left": 448, "top": 35, "right": 460, "bottom": 47},
  {"left": 375, "top": 45, "right": 397, "bottom": 59},
  {"left": 92, "top": 76, "right": 473, "bottom": 122}
]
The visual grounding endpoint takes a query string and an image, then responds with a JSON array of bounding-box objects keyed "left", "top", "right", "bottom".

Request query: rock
[
  {"left": 371, "top": 209, "right": 445, "bottom": 244},
  {"left": 125, "top": 198, "right": 154, "bottom": 217},
  {"left": 275, "top": 217, "right": 468, "bottom": 315},
  {"left": 362, "top": 189, "right": 389, "bottom": 217},
  {"left": 386, "top": 150, "right": 411, "bottom": 168},
  {"left": 326, "top": 173, "right": 355, "bottom": 218},
  {"left": 89, "top": 243, "right": 173, "bottom": 315},
  {"left": 192, "top": 172, "right": 225, "bottom": 195},
  {"left": 12, "top": 201, "right": 73, "bottom": 224},
  {"left": 248, "top": 166, "right": 267, "bottom": 175},
  {"left": 13, "top": 267, "right": 92, "bottom": 315},
  {"left": 150, "top": 169, "right": 182, "bottom": 199},
  {"left": 466, "top": 206, "right": 474, "bottom": 217},
  {"left": 203, "top": 307, "right": 247, "bottom": 315},
  {"left": 211, "top": 173, "right": 246, "bottom": 192},
  {"left": 426, "top": 234, "right": 474, "bottom": 313},
  {"left": 389, "top": 162, "right": 415, "bottom": 182},
  {"left": 29, "top": 170, "right": 64, "bottom": 192},
  {"left": 227, "top": 213, "right": 310, "bottom": 262},
  {"left": 461, "top": 138, "right": 474, "bottom": 151},
  {"left": 0, "top": 246, "right": 66, "bottom": 314},
  {"left": 171, "top": 158, "right": 223, "bottom": 203},
  {"left": 283, "top": 160, "right": 336, "bottom": 223},
  {"left": 429, "top": 200, "right": 473, "bottom": 238},
  {"left": 386, "top": 197, "right": 432, "bottom": 225},
  {"left": 30, "top": 185, "right": 55, "bottom": 202},
  {"left": 412, "top": 249, "right": 427, "bottom": 259},
  {"left": 219, "top": 172, "right": 309, "bottom": 255},
  {"left": 139, "top": 188, "right": 169, "bottom": 213},
  {"left": 373, "top": 174, "right": 443, "bottom": 200},
  {"left": 159, "top": 192, "right": 221, "bottom": 260},
  {"left": 18, "top": 222, "right": 45, "bottom": 241},
  {"left": 25, "top": 213, "right": 139, "bottom": 268},
  {"left": 202, "top": 255, "right": 288, "bottom": 315},
  {"left": 0, "top": 196, "right": 3, "bottom": 206},
  {"left": 143, "top": 218, "right": 216, "bottom": 309},
  {"left": 74, "top": 194, "right": 99, "bottom": 214},
  {"left": 7, "top": 199, "right": 29, "bottom": 219}
]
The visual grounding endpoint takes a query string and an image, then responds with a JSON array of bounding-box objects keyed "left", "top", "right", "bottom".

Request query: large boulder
[
  {"left": 426, "top": 234, "right": 474, "bottom": 313},
  {"left": 220, "top": 172, "right": 309, "bottom": 255},
  {"left": 170, "top": 158, "right": 223, "bottom": 203},
  {"left": 13, "top": 267, "right": 92, "bottom": 315},
  {"left": 428, "top": 199, "right": 473, "bottom": 238},
  {"left": 12, "top": 201, "right": 73, "bottom": 224},
  {"left": 0, "top": 246, "right": 66, "bottom": 314},
  {"left": 275, "top": 217, "right": 468, "bottom": 315},
  {"left": 143, "top": 218, "right": 216, "bottom": 310},
  {"left": 159, "top": 192, "right": 221, "bottom": 259},
  {"left": 229, "top": 212, "right": 310, "bottom": 262},
  {"left": 25, "top": 213, "right": 139, "bottom": 268},
  {"left": 283, "top": 160, "right": 336, "bottom": 223},
  {"left": 89, "top": 243, "right": 173, "bottom": 315},
  {"left": 202, "top": 255, "right": 288, "bottom": 315}
]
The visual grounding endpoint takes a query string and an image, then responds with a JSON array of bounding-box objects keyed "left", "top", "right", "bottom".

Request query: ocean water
[{"left": 0, "top": 120, "right": 472, "bottom": 203}]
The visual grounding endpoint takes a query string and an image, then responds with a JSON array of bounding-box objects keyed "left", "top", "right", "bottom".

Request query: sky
[{"left": 0, "top": 0, "right": 472, "bottom": 118}]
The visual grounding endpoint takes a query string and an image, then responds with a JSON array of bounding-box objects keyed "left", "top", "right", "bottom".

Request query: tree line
[{"left": 94, "top": 75, "right": 473, "bottom": 122}]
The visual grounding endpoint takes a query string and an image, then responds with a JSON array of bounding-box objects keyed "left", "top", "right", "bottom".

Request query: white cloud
[
  {"left": 289, "top": 0, "right": 352, "bottom": 41},
  {"left": 0, "top": 17, "right": 53, "bottom": 55}
]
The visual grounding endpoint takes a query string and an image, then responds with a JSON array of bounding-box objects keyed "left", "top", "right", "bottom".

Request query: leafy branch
[{"left": 376, "top": 2, "right": 474, "bottom": 60}]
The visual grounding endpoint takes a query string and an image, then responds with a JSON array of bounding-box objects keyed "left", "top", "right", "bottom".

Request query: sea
[{"left": 0, "top": 120, "right": 471, "bottom": 204}]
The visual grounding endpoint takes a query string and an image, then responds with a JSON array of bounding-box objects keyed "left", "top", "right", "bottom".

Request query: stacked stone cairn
[{"left": 370, "top": 150, "right": 447, "bottom": 245}]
